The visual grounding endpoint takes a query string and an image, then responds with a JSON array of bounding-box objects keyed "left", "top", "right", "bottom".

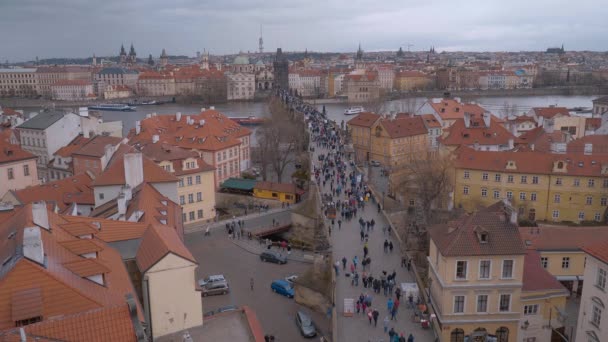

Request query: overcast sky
[{"left": 1, "top": 0, "right": 606, "bottom": 62}]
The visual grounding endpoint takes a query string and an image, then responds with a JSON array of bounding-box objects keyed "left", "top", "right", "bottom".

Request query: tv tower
[{"left": 258, "top": 24, "right": 264, "bottom": 54}]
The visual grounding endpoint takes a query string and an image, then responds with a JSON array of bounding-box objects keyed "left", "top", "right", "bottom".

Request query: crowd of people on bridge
[{"left": 278, "top": 89, "right": 419, "bottom": 342}]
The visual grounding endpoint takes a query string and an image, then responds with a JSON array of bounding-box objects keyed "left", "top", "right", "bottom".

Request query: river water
[{"left": 85, "top": 95, "right": 601, "bottom": 136}]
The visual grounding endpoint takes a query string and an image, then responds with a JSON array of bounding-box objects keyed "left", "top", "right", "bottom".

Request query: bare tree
[
  {"left": 500, "top": 101, "right": 520, "bottom": 118},
  {"left": 391, "top": 153, "right": 453, "bottom": 225}
]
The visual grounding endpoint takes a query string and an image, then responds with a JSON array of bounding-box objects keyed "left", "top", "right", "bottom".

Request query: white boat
[{"left": 344, "top": 106, "right": 365, "bottom": 115}]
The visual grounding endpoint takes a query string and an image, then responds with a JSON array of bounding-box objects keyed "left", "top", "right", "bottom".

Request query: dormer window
[{"left": 479, "top": 232, "right": 488, "bottom": 243}]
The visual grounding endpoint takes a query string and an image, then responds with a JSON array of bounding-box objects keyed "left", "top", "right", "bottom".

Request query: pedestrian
[
  {"left": 395, "top": 287, "right": 402, "bottom": 301},
  {"left": 367, "top": 308, "right": 373, "bottom": 324},
  {"left": 338, "top": 219, "right": 342, "bottom": 229},
  {"left": 328, "top": 226, "right": 332, "bottom": 237},
  {"left": 356, "top": 300, "right": 361, "bottom": 314},
  {"left": 353, "top": 256, "right": 358, "bottom": 269},
  {"left": 384, "top": 240, "right": 389, "bottom": 253},
  {"left": 408, "top": 333, "right": 414, "bottom": 342},
  {"left": 389, "top": 328, "right": 396, "bottom": 340},
  {"left": 387, "top": 297, "right": 394, "bottom": 313},
  {"left": 250, "top": 277, "right": 254, "bottom": 291},
  {"left": 383, "top": 316, "right": 390, "bottom": 333},
  {"left": 350, "top": 263, "right": 355, "bottom": 275},
  {"left": 391, "top": 306, "right": 397, "bottom": 320},
  {"left": 372, "top": 309, "right": 379, "bottom": 327},
  {"left": 360, "top": 230, "right": 364, "bottom": 241},
  {"left": 401, "top": 256, "right": 407, "bottom": 268},
  {"left": 407, "top": 260, "right": 412, "bottom": 271},
  {"left": 342, "top": 257, "right": 347, "bottom": 270},
  {"left": 399, "top": 333, "right": 406, "bottom": 342},
  {"left": 389, "top": 241, "right": 394, "bottom": 253},
  {"left": 334, "top": 261, "right": 340, "bottom": 276},
  {"left": 408, "top": 294, "right": 414, "bottom": 308}
]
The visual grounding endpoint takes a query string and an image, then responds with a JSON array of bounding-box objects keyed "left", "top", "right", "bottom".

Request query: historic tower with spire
[
  {"left": 355, "top": 43, "right": 365, "bottom": 70},
  {"left": 119, "top": 44, "right": 127, "bottom": 64},
  {"left": 128, "top": 43, "right": 137, "bottom": 64},
  {"left": 160, "top": 49, "right": 168, "bottom": 67},
  {"left": 258, "top": 25, "right": 264, "bottom": 54},
  {"left": 273, "top": 48, "right": 289, "bottom": 89}
]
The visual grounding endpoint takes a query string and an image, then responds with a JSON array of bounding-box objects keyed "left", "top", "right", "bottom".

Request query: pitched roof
[
  {"left": 583, "top": 240, "right": 608, "bottom": 264},
  {"left": 520, "top": 226, "right": 608, "bottom": 252},
  {"left": 420, "top": 114, "right": 441, "bottom": 128},
  {"left": 454, "top": 147, "right": 608, "bottom": 177},
  {"left": 0, "top": 139, "right": 36, "bottom": 164},
  {"left": 60, "top": 215, "right": 148, "bottom": 243},
  {"left": 16, "top": 112, "right": 65, "bottom": 130},
  {"left": 440, "top": 115, "right": 516, "bottom": 147},
  {"left": 72, "top": 135, "right": 123, "bottom": 157},
  {"left": 532, "top": 107, "right": 569, "bottom": 119},
  {"left": 127, "top": 109, "right": 251, "bottom": 153},
  {"left": 517, "top": 127, "right": 569, "bottom": 152},
  {"left": 138, "top": 142, "right": 214, "bottom": 175},
  {"left": 346, "top": 112, "right": 381, "bottom": 128},
  {"left": 136, "top": 224, "right": 196, "bottom": 273},
  {"left": 428, "top": 99, "right": 487, "bottom": 120},
  {"left": 11, "top": 173, "right": 94, "bottom": 212},
  {"left": 429, "top": 201, "right": 526, "bottom": 257},
  {"left": 379, "top": 115, "right": 428, "bottom": 139},
  {"left": 567, "top": 135, "right": 608, "bottom": 155},
  {"left": 592, "top": 95, "right": 608, "bottom": 104},
  {"left": 52, "top": 135, "right": 90, "bottom": 158},
  {"left": 522, "top": 250, "right": 568, "bottom": 292},
  {"left": 93, "top": 153, "right": 177, "bottom": 186}
]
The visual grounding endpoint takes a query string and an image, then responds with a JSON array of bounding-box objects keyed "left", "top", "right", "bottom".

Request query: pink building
[{"left": 0, "top": 139, "right": 38, "bottom": 197}]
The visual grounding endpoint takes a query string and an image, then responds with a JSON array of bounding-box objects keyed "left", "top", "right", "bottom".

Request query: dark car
[
  {"left": 295, "top": 311, "right": 317, "bottom": 338},
  {"left": 260, "top": 250, "right": 287, "bottom": 264}
]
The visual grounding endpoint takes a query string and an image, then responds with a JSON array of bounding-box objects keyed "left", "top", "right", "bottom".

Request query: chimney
[
  {"left": 508, "top": 138, "right": 514, "bottom": 149},
  {"left": 146, "top": 114, "right": 152, "bottom": 119},
  {"left": 510, "top": 209, "right": 518, "bottom": 225},
  {"left": 117, "top": 193, "right": 127, "bottom": 217},
  {"left": 152, "top": 112, "right": 157, "bottom": 117},
  {"left": 103, "top": 144, "right": 114, "bottom": 169},
  {"left": 199, "top": 119, "right": 205, "bottom": 126},
  {"left": 123, "top": 153, "right": 144, "bottom": 188},
  {"left": 32, "top": 201, "right": 49, "bottom": 230},
  {"left": 135, "top": 121, "right": 141, "bottom": 135},
  {"left": 210, "top": 106, "right": 215, "bottom": 110},
  {"left": 23, "top": 227, "right": 44, "bottom": 265},
  {"left": 122, "top": 185, "right": 132, "bottom": 201},
  {"left": 201, "top": 107, "right": 206, "bottom": 112},
  {"left": 464, "top": 112, "right": 471, "bottom": 128},
  {"left": 483, "top": 113, "right": 491, "bottom": 127},
  {"left": 176, "top": 112, "right": 182, "bottom": 121},
  {"left": 186, "top": 116, "right": 191, "bottom": 125},
  {"left": 152, "top": 135, "right": 159, "bottom": 144},
  {"left": 530, "top": 143, "right": 535, "bottom": 151},
  {"left": 584, "top": 143, "right": 593, "bottom": 155}
]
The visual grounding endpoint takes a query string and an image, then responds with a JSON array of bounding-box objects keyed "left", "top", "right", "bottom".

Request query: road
[
  {"left": 185, "top": 224, "right": 329, "bottom": 341},
  {"left": 311, "top": 131, "right": 435, "bottom": 341}
]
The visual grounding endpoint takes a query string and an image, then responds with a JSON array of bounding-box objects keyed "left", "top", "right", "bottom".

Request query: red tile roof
[
  {"left": 420, "top": 114, "right": 441, "bottom": 128},
  {"left": 60, "top": 215, "right": 148, "bottom": 243},
  {"left": 346, "top": 112, "right": 381, "bottom": 127},
  {"left": 0, "top": 139, "right": 36, "bottom": 164},
  {"left": 93, "top": 153, "right": 177, "bottom": 186},
  {"left": 583, "top": 240, "right": 608, "bottom": 264},
  {"left": 379, "top": 115, "right": 428, "bottom": 139},
  {"left": 11, "top": 173, "right": 94, "bottom": 212},
  {"left": 429, "top": 201, "right": 526, "bottom": 256},
  {"left": 520, "top": 226, "right": 608, "bottom": 251},
  {"left": 139, "top": 142, "right": 215, "bottom": 176},
  {"left": 440, "top": 115, "right": 516, "bottom": 147},
  {"left": 136, "top": 224, "right": 196, "bottom": 273},
  {"left": 522, "top": 250, "right": 568, "bottom": 292},
  {"left": 72, "top": 135, "right": 123, "bottom": 157},
  {"left": 428, "top": 99, "right": 487, "bottom": 120},
  {"left": 532, "top": 107, "right": 569, "bottom": 119},
  {"left": 567, "top": 135, "right": 608, "bottom": 155},
  {"left": 52, "top": 135, "right": 90, "bottom": 158}
]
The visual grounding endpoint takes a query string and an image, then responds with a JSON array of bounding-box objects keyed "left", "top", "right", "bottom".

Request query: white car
[
  {"left": 198, "top": 274, "right": 226, "bottom": 287},
  {"left": 285, "top": 275, "right": 298, "bottom": 285},
  {"left": 370, "top": 160, "right": 381, "bottom": 167}
]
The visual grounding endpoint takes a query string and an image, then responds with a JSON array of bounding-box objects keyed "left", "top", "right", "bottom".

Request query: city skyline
[{"left": 1, "top": 0, "right": 607, "bottom": 62}]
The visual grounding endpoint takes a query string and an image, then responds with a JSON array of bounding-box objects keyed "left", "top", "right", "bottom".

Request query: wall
[
  {"left": 94, "top": 184, "right": 122, "bottom": 207},
  {"left": 575, "top": 254, "right": 608, "bottom": 342},
  {"left": 145, "top": 253, "right": 202, "bottom": 339},
  {"left": 73, "top": 155, "right": 102, "bottom": 177},
  {"left": 151, "top": 181, "right": 179, "bottom": 205},
  {"left": 178, "top": 170, "right": 216, "bottom": 223},
  {"left": 538, "top": 250, "right": 587, "bottom": 279},
  {"left": 0, "top": 158, "right": 38, "bottom": 198},
  {"left": 45, "top": 113, "right": 82, "bottom": 158},
  {"left": 253, "top": 188, "right": 296, "bottom": 204}
]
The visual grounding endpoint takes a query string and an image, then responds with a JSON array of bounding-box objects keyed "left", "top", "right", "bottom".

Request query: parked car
[
  {"left": 295, "top": 311, "right": 317, "bottom": 338},
  {"left": 216, "top": 305, "right": 238, "bottom": 314},
  {"left": 370, "top": 160, "right": 381, "bottom": 167},
  {"left": 285, "top": 275, "right": 298, "bottom": 285},
  {"left": 271, "top": 280, "right": 294, "bottom": 298},
  {"left": 260, "top": 250, "right": 287, "bottom": 264},
  {"left": 198, "top": 274, "right": 226, "bottom": 287},
  {"left": 201, "top": 280, "right": 229, "bottom": 297}
]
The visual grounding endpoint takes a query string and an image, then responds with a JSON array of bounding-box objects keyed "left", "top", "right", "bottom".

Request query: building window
[
  {"left": 495, "top": 174, "right": 501, "bottom": 182},
  {"left": 179, "top": 195, "right": 185, "bottom": 205},
  {"left": 179, "top": 178, "right": 184, "bottom": 187},
  {"left": 493, "top": 190, "right": 500, "bottom": 199},
  {"left": 189, "top": 211, "right": 195, "bottom": 221},
  {"left": 188, "top": 194, "right": 194, "bottom": 203},
  {"left": 197, "top": 209, "right": 203, "bottom": 219},
  {"left": 596, "top": 213, "right": 602, "bottom": 222},
  {"left": 519, "top": 192, "right": 526, "bottom": 201},
  {"left": 456, "top": 261, "right": 467, "bottom": 280},
  {"left": 588, "top": 179, "right": 595, "bottom": 187},
  {"left": 507, "top": 175, "right": 514, "bottom": 183},
  {"left": 479, "top": 260, "right": 491, "bottom": 279},
  {"left": 532, "top": 176, "right": 539, "bottom": 184},
  {"left": 7, "top": 167, "right": 14, "bottom": 180},
  {"left": 524, "top": 304, "right": 539, "bottom": 315},
  {"left": 482, "top": 172, "right": 488, "bottom": 181},
  {"left": 604, "top": 179, "right": 608, "bottom": 188},
  {"left": 187, "top": 176, "right": 193, "bottom": 186},
  {"left": 463, "top": 186, "right": 469, "bottom": 195},
  {"left": 541, "top": 257, "right": 548, "bottom": 269},
  {"left": 552, "top": 210, "right": 559, "bottom": 219},
  {"left": 477, "top": 295, "right": 488, "bottom": 313},
  {"left": 453, "top": 296, "right": 465, "bottom": 313},
  {"left": 481, "top": 188, "right": 487, "bottom": 197},
  {"left": 586, "top": 196, "right": 593, "bottom": 205},
  {"left": 574, "top": 178, "right": 580, "bottom": 187},
  {"left": 579, "top": 212, "right": 585, "bottom": 220},
  {"left": 530, "top": 192, "right": 537, "bottom": 201},
  {"left": 23, "top": 165, "right": 30, "bottom": 176},
  {"left": 601, "top": 197, "right": 607, "bottom": 206},
  {"left": 182, "top": 213, "right": 187, "bottom": 222},
  {"left": 197, "top": 192, "right": 202, "bottom": 202},
  {"left": 521, "top": 175, "right": 527, "bottom": 183},
  {"left": 499, "top": 294, "right": 511, "bottom": 312},
  {"left": 562, "top": 257, "right": 570, "bottom": 269},
  {"left": 99, "top": 193, "right": 104, "bottom": 200},
  {"left": 506, "top": 191, "right": 513, "bottom": 200},
  {"left": 196, "top": 175, "right": 201, "bottom": 184},
  {"left": 591, "top": 304, "right": 602, "bottom": 328},
  {"left": 556, "top": 178, "right": 562, "bottom": 185},
  {"left": 463, "top": 170, "right": 470, "bottom": 179},
  {"left": 554, "top": 194, "right": 561, "bottom": 203},
  {"left": 502, "top": 260, "right": 514, "bottom": 278},
  {"left": 597, "top": 268, "right": 607, "bottom": 290}
]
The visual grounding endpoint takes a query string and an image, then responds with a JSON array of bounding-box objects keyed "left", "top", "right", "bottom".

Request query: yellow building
[
  {"left": 253, "top": 181, "right": 299, "bottom": 204},
  {"left": 393, "top": 70, "right": 433, "bottom": 91},
  {"left": 347, "top": 112, "right": 429, "bottom": 167},
  {"left": 428, "top": 201, "right": 526, "bottom": 342},
  {"left": 453, "top": 148, "right": 608, "bottom": 223},
  {"left": 553, "top": 115, "right": 587, "bottom": 138},
  {"left": 141, "top": 142, "right": 216, "bottom": 223}
]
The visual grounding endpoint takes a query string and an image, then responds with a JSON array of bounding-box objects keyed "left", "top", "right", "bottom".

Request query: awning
[{"left": 556, "top": 275, "right": 579, "bottom": 281}]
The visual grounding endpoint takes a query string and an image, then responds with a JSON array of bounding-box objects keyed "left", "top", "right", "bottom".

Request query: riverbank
[{"left": 391, "top": 85, "right": 607, "bottom": 99}]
